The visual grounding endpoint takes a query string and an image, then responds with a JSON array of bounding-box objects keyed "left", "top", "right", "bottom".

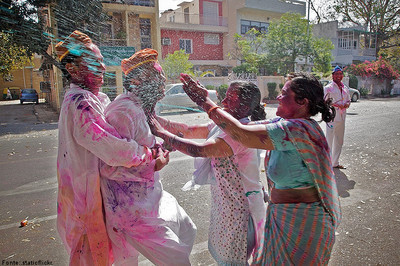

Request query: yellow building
[
  {"left": 0, "top": 54, "right": 45, "bottom": 101},
  {"left": 40, "top": 0, "right": 161, "bottom": 112}
]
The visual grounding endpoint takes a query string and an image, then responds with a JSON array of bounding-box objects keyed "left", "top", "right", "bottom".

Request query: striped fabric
[{"left": 253, "top": 118, "right": 341, "bottom": 265}]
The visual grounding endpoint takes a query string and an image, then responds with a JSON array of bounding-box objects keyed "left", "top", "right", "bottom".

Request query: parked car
[
  {"left": 20, "top": 89, "right": 39, "bottom": 104},
  {"left": 320, "top": 80, "right": 360, "bottom": 102},
  {"left": 155, "top": 83, "right": 218, "bottom": 114}
]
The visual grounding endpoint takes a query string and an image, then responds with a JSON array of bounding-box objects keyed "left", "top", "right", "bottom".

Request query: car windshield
[{"left": 166, "top": 85, "right": 184, "bottom": 95}]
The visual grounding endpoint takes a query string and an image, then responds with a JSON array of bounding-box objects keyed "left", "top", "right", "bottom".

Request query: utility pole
[{"left": 305, "top": 0, "right": 311, "bottom": 72}]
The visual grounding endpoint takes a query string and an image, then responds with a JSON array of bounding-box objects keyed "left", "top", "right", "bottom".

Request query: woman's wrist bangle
[{"left": 207, "top": 106, "right": 221, "bottom": 116}]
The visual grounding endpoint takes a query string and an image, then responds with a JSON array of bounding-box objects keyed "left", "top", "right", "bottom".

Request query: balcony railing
[
  {"left": 164, "top": 12, "right": 228, "bottom": 27},
  {"left": 101, "top": 0, "right": 155, "bottom": 7}
]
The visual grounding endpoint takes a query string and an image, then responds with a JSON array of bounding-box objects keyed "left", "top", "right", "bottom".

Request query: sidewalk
[{"left": 33, "top": 101, "right": 59, "bottom": 124}]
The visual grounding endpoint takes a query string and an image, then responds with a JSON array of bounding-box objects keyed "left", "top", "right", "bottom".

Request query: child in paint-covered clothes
[{"left": 99, "top": 49, "right": 196, "bottom": 266}]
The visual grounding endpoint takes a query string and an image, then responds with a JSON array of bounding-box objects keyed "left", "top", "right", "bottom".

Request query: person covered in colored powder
[
  {"left": 150, "top": 81, "right": 267, "bottom": 265},
  {"left": 99, "top": 48, "right": 197, "bottom": 266},
  {"left": 56, "top": 31, "right": 165, "bottom": 265},
  {"left": 180, "top": 72, "right": 342, "bottom": 265},
  {"left": 324, "top": 65, "right": 351, "bottom": 169}
]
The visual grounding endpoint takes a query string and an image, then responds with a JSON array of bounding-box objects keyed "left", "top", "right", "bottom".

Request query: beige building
[
  {"left": 40, "top": 0, "right": 161, "bottom": 111},
  {"left": 160, "top": 0, "right": 306, "bottom": 74}
]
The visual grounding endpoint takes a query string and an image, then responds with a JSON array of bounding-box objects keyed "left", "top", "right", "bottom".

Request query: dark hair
[
  {"left": 230, "top": 80, "right": 266, "bottom": 121},
  {"left": 287, "top": 72, "right": 335, "bottom": 123},
  {"left": 60, "top": 54, "right": 80, "bottom": 81}
]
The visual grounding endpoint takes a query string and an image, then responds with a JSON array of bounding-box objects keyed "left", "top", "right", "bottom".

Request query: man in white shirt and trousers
[{"left": 324, "top": 66, "right": 351, "bottom": 169}]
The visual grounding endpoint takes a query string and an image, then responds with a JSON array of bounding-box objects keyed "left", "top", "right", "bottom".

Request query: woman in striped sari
[{"left": 180, "top": 72, "right": 342, "bottom": 265}]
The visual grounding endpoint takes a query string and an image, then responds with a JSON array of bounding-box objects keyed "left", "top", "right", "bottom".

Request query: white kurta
[
  {"left": 324, "top": 82, "right": 351, "bottom": 166},
  {"left": 99, "top": 93, "right": 197, "bottom": 266},
  {"left": 57, "top": 84, "right": 153, "bottom": 266},
  {"left": 206, "top": 119, "right": 266, "bottom": 265}
]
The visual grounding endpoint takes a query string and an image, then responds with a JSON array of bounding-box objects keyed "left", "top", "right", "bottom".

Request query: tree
[
  {"left": 230, "top": 28, "right": 267, "bottom": 74},
  {"left": 161, "top": 50, "right": 193, "bottom": 80},
  {"left": 310, "top": 36, "right": 334, "bottom": 74},
  {"left": 264, "top": 12, "right": 334, "bottom": 75},
  {"left": 330, "top": 0, "right": 400, "bottom": 54},
  {"left": 0, "top": 32, "right": 32, "bottom": 79},
  {"left": 0, "top": 0, "right": 108, "bottom": 73}
]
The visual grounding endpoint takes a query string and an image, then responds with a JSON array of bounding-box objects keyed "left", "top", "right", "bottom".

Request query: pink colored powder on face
[{"left": 154, "top": 62, "right": 162, "bottom": 73}]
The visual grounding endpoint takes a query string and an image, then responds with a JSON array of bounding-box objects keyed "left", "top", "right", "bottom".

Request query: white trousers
[{"left": 326, "top": 121, "right": 345, "bottom": 166}]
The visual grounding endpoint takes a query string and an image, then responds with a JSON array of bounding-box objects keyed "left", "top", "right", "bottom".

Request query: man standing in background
[{"left": 324, "top": 66, "right": 351, "bottom": 169}]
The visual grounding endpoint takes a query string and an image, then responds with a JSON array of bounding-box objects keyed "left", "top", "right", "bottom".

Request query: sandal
[{"left": 333, "top": 165, "right": 346, "bottom": 169}]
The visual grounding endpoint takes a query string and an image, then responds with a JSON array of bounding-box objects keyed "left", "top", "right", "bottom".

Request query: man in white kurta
[
  {"left": 99, "top": 49, "right": 196, "bottom": 266},
  {"left": 324, "top": 66, "right": 351, "bottom": 169},
  {"left": 56, "top": 31, "right": 155, "bottom": 266}
]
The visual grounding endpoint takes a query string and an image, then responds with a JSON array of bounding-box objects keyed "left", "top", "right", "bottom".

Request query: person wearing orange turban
[
  {"left": 100, "top": 48, "right": 197, "bottom": 265},
  {"left": 56, "top": 32, "right": 165, "bottom": 266}
]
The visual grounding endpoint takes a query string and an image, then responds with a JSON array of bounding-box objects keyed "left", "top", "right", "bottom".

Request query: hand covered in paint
[
  {"left": 180, "top": 73, "right": 210, "bottom": 109},
  {"left": 148, "top": 117, "right": 176, "bottom": 151},
  {"left": 153, "top": 145, "right": 170, "bottom": 171}
]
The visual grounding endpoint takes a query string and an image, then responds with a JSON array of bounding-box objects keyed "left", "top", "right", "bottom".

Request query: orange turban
[
  {"left": 55, "top": 30, "right": 93, "bottom": 61},
  {"left": 121, "top": 48, "right": 159, "bottom": 75}
]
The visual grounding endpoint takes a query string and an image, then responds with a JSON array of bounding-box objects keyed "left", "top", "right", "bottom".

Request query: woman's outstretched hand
[{"left": 180, "top": 73, "right": 209, "bottom": 109}]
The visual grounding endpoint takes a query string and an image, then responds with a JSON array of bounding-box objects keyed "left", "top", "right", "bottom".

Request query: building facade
[
  {"left": 160, "top": 0, "right": 306, "bottom": 77},
  {"left": 313, "top": 21, "right": 377, "bottom": 67}
]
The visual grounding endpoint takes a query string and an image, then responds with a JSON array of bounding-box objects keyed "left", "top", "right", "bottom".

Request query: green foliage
[
  {"left": 378, "top": 36, "right": 400, "bottom": 74},
  {"left": 331, "top": 0, "right": 400, "bottom": 55},
  {"left": 205, "top": 85, "right": 215, "bottom": 90},
  {"left": 279, "top": 83, "right": 284, "bottom": 89},
  {"left": 162, "top": 50, "right": 193, "bottom": 80},
  {"left": 358, "top": 87, "right": 369, "bottom": 96},
  {"left": 216, "top": 84, "right": 228, "bottom": 102},
  {"left": 345, "top": 57, "right": 399, "bottom": 80},
  {"left": 230, "top": 29, "right": 268, "bottom": 74},
  {"left": 267, "top": 82, "right": 278, "bottom": 99},
  {"left": 348, "top": 74, "right": 358, "bottom": 89},
  {"left": 0, "top": 0, "right": 108, "bottom": 73},
  {"left": 265, "top": 13, "right": 311, "bottom": 74},
  {"left": 0, "top": 32, "right": 32, "bottom": 79},
  {"left": 310, "top": 37, "right": 334, "bottom": 74}
]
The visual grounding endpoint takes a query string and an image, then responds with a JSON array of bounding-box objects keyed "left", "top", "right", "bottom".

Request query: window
[
  {"left": 184, "top": 7, "right": 190, "bottom": 23},
  {"left": 140, "top": 18, "right": 152, "bottom": 49},
  {"left": 240, "top": 19, "right": 269, "bottom": 34},
  {"left": 179, "top": 39, "right": 192, "bottom": 54},
  {"left": 204, "top": 33, "right": 219, "bottom": 45},
  {"left": 338, "top": 31, "right": 356, "bottom": 50},
  {"left": 169, "top": 15, "right": 175, "bottom": 22},
  {"left": 162, "top": 37, "right": 171, "bottom": 45}
]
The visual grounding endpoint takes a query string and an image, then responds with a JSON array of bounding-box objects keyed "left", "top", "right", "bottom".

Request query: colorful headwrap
[
  {"left": 332, "top": 65, "right": 343, "bottom": 74},
  {"left": 121, "top": 48, "right": 159, "bottom": 75},
  {"left": 55, "top": 30, "right": 93, "bottom": 61}
]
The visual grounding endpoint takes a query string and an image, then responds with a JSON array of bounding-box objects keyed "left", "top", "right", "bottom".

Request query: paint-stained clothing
[
  {"left": 57, "top": 84, "right": 153, "bottom": 266},
  {"left": 100, "top": 93, "right": 196, "bottom": 266},
  {"left": 206, "top": 119, "right": 266, "bottom": 265},
  {"left": 324, "top": 82, "right": 351, "bottom": 166},
  {"left": 253, "top": 118, "right": 341, "bottom": 265}
]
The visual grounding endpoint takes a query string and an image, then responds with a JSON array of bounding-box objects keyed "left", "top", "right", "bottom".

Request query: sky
[{"left": 159, "top": 0, "right": 181, "bottom": 13}]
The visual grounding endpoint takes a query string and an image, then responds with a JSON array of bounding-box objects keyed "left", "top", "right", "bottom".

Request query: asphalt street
[{"left": 0, "top": 97, "right": 399, "bottom": 265}]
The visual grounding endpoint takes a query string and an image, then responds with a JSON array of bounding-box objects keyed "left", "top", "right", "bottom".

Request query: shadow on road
[
  {"left": 0, "top": 102, "right": 59, "bottom": 136},
  {"left": 334, "top": 169, "right": 356, "bottom": 198}
]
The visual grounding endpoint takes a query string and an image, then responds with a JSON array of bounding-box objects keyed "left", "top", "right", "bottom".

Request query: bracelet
[{"left": 207, "top": 106, "right": 221, "bottom": 116}]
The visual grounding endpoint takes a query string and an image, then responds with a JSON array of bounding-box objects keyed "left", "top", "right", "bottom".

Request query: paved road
[{"left": 0, "top": 97, "right": 399, "bottom": 265}]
